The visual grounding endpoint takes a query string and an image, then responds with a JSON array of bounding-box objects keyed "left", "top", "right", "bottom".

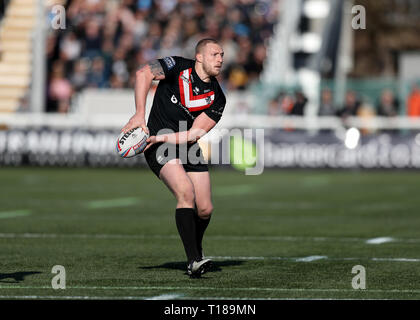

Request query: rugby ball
[{"left": 116, "top": 127, "right": 149, "bottom": 158}]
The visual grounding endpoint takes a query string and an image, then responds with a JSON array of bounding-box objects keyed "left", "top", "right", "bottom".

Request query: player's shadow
[
  {"left": 0, "top": 271, "right": 42, "bottom": 283},
  {"left": 139, "top": 260, "right": 244, "bottom": 273}
]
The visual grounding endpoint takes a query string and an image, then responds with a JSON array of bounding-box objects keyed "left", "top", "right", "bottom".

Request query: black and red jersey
[{"left": 147, "top": 56, "right": 226, "bottom": 136}]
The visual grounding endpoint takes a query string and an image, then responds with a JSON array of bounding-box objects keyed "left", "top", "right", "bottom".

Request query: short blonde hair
[{"left": 195, "top": 38, "right": 220, "bottom": 54}]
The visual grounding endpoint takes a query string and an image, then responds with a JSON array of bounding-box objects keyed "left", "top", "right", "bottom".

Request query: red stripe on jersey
[
  {"left": 178, "top": 71, "right": 186, "bottom": 106},
  {"left": 188, "top": 99, "right": 214, "bottom": 112},
  {"left": 178, "top": 68, "right": 215, "bottom": 111}
]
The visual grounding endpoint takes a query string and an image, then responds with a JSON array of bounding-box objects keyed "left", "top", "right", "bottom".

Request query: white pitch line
[
  {"left": 371, "top": 258, "right": 420, "bottom": 262},
  {"left": 0, "top": 295, "right": 388, "bottom": 301},
  {"left": 195, "top": 297, "right": 395, "bottom": 300},
  {"left": 295, "top": 255, "right": 327, "bottom": 262},
  {"left": 145, "top": 293, "right": 183, "bottom": 300},
  {"left": 205, "top": 255, "right": 329, "bottom": 262},
  {"left": 366, "top": 237, "right": 395, "bottom": 245},
  {"left": 195, "top": 297, "right": 313, "bottom": 300},
  {"left": 0, "top": 295, "right": 148, "bottom": 300},
  {"left": 0, "top": 233, "right": 179, "bottom": 240},
  {"left": 1, "top": 285, "right": 420, "bottom": 294},
  {"left": 0, "top": 210, "right": 31, "bottom": 219},
  {"left": 0, "top": 295, "right": 397, "bottom": 301},
  {"left": 0, "top": 232, "right": 420, "bottom": 244},
  {"left": 208, "top": 255, "right": 420, "bottom": 263},
  {"left": 86, "top": 197, "right": 140, "bottom": 209}
]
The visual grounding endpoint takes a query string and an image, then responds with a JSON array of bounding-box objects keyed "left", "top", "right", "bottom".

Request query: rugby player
[{"left": 122, "top": 38, "right": 226, "bottom": 278}]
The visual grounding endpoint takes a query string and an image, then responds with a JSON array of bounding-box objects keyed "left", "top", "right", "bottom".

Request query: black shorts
[{"left": 144, "top": 142, "right": 208, "bottom": 178}]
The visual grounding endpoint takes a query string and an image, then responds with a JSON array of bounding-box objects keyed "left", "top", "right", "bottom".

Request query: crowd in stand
[
  {"left": 267, "top": 85, "right": 420, "bottom": 118},
  {"left": 46, "top": 0, "right": 278, "bottom": 112},
  {"left": 268, "top": 90, "right": 307, "bottom": 116},
  {"left": 43, "top": 0, "right": 420, "bottom": 117},
  {"left": 318, "top": 86, "right": 420, "bottom": 118}
]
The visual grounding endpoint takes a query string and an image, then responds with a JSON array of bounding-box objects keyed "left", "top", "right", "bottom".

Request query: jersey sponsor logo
[
  {"left": 193, "top": 87, "right": 199, "bottom": 95},
  {"left": 210, "top": 109, "right": 223, "bottom": 116},
  {"left": 178, "top": 68, "right": 215, "bottom": 112},
  {"left": 180, "top": 74, "right": 189, "bottom": 83},
  {"left": 163, "top": 57, "right": 176, "bottom": 70},
  {"left": 170, "top": 94, "right": 196, "bottom": 121}
]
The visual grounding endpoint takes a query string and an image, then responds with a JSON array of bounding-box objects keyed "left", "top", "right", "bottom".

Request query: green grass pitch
[{"left": 1, "top": 167, "right": 420, "bottom": 300}]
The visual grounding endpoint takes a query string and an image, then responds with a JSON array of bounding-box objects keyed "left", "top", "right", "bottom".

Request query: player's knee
[
  {"left": 176, "top": 186, "right": 195, "bottom": 207},
  {"left": 197, "top": 204, "right": 213, "bottom": 219}
]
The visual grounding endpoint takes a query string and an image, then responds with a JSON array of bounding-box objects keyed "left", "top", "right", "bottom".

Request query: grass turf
[{"left": 0, "top": 167, "right": 420, "bottom": 299}]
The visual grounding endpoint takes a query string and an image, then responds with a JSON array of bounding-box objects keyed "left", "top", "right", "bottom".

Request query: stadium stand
[
  {"left": 0, "top": 0, "right": 35, "bottom": 113},
  {"left": 45, "top": 0, "right": 278, "bottom": 112},
  {"left": 0, "top": 0, "right": 419, "bottom": 121}
]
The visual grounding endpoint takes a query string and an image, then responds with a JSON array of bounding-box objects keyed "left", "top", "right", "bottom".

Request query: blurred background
[{"left": 1, "top": 0, "right": 420, "bottom": 169}]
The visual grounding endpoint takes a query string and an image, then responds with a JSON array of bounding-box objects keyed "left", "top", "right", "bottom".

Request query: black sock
[
  {"left": 175, "top": 208, "right": 200, "bottom": 264},
  {"left": 195, "top": 214, "right": 211, "bottom": 257}
]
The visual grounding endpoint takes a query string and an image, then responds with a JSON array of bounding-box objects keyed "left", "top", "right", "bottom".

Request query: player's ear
[{"left": 196, "top": 52, "right": 203, "bottom": 63}]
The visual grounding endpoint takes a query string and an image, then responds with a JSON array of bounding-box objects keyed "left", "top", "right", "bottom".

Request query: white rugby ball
[{"left": 116, "top": 127, "right": 149, "bottom": 158}]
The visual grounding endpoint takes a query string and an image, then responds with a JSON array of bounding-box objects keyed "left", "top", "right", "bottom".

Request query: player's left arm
[{"left": 144, "top": 113, "right": 216, "bottom": 151}]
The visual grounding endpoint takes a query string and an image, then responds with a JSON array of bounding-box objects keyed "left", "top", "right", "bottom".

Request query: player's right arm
[{"left": 121, "top": 60, "right": 165, "bottom": 134}]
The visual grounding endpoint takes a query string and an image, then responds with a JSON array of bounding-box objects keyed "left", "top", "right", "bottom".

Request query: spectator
[
  {"left": 224, "top": 50, "right": 249, "bottom": 90},
  {"left": 290, "top": 91, "right": 307, "bottom": 116},
  {"left": 358, "top": 102, "right": 376, "bottom": 135},
  {"left": 318, "top": 88, "right": 336, "bottom": 116},
  {"left": 376, "top": 89, "right": 399, "bottom": 117},
  {"left": 219, "top": 25, "right": 238, "bottom": 66},
  {"left": 82, "top": 19, "right": 103, "bottom": 58},
  {"left": 280, "top": 93, "right": 294, "bottom": 115},
  {"left": 86, "top": 56, "right": 107, "bottom": 88},
  {"left": 59, "top": 31, "right": 82, "bottom": 62},
  {"left": 268, "top": 91, "right": 284, "bottom": 116},
  {"left": 336, "top": 90, "right": 361, "bottom": 118},
  {"left": 267, "top": 91, "right": 294, "bottom": 116},
  {"left": 112, "top": 48, "right": 129, "bottom": 85},
  {"left": 70, "top": 58, "right": 89, "bottom": 91},
  {"left": 110, "top": 74, "right": 125, "bottom": 89},
  {"left": 48, "top": 62, "right": 73, "bottom": 112},
  {"left": 246, "top": 43, "right": 267, "bottom": 84},
  {"left": 407, "top": 85, "right": 420, "bottom": 117}
]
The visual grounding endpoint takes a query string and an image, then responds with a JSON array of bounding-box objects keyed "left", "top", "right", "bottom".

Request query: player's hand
[
  {"left": 143, "top": 135, "right": 157, "bottom": 152},
  {"left": 122, "top": 113, "right": 149, "bottom": 135}
]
